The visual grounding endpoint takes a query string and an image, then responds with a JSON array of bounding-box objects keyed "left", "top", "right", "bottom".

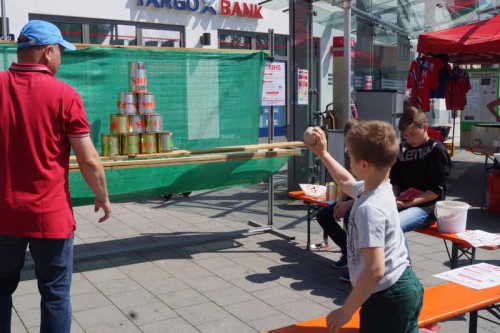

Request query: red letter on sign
[
  {"left": 220, "top": 0, "right": 231, "bottom": 15},
  {"left": 232, "top": 2, "right": 242, "bottom": 17},
  {"left": 253, "top": 4, "right": 263, "bottom": 19},
  {"left": 242, "top": 3, "right": 252, "bottom": 18}
]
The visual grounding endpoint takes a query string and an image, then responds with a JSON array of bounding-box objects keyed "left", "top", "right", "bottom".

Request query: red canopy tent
[{"left": 417, "top": 15, "right": 500, "bottom": 64}]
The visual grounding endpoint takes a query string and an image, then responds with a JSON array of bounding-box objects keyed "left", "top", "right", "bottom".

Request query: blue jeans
[
  {"left": 0, "top": 235, "right": 73, "bottom": 333},
  {"left": 399, "top": 207, "right": 433, "bottom": 233}
]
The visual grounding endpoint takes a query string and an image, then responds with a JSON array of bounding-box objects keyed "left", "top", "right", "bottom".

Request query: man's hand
[{"left": 94, "top": 198, "right": 111, "bottom": 223}]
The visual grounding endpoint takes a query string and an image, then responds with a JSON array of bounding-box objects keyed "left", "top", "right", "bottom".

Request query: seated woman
[{"left": 314, "top": 118, "right": 361, "bottom": 282}]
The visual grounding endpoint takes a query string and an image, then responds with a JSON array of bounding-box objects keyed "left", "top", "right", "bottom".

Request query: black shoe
[{"left": 331, "top": 255, "right": 348, "bottom": 269}]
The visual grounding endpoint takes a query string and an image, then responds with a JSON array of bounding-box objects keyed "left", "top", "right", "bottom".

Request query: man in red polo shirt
[{"left": 0, "top": 20, "right": 111, "bottom": 332}]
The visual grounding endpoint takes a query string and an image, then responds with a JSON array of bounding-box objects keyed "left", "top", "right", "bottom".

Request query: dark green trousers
[{"left": 360, "top": 267, "right": 423, "bottom": 333}]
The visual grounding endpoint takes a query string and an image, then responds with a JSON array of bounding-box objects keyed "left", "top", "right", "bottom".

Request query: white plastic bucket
[{"left": 434, "top": 201, "right": 470, "bottom": 233}]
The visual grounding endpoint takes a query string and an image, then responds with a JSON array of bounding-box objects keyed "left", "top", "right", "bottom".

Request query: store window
[
  {"left": 29, "top": 14, "right": 184, "bottom": 48},
  {"left": 219, "top": 34, "right": 252, "bottom": 49},
  {"left": 89, "top": 23, "right": 136, "bottom": 46},
  {"left": 256, "top": 35, "right": 288, "bottom": 57},
  {"left": 52, "top": 22, "right": 83, "bottom": 44},
  {"left": 142, "top": 28, "right": 181, "bottom": 48}
]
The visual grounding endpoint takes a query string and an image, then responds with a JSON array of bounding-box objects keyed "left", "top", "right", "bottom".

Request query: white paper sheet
[
  {"left": 456, "top": 230, "right": 500, "bottom": 247},
  {"left": 433, "top": 263, "right": 500, "bottom": 290}
]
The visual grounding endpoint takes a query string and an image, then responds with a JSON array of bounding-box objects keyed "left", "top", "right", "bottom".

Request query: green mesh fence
[{"left": 1, "top": 44, "right": 290, "bottom": 205}]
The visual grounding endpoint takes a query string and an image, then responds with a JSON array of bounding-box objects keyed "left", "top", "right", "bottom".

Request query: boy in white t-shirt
[{"left": 305, "top": 121, "right": 423, "bottom": 333}]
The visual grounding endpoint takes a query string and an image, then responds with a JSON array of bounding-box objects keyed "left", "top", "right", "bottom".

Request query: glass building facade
[{"left": 277, "top": 0, "right": 499, "bottom": 187}]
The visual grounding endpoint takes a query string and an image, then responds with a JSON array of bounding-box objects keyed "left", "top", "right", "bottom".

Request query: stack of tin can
[{"left": 101, "top": 61, "right": 174, "bottom": 157}]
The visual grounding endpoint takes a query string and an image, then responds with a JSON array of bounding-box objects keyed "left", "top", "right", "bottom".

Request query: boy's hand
[
  {"left": 326, "top": 307, "right": 353, "bottom": 332},
  {"left": 333, "top": 200, "right": 354, "bottom": 221},
  {"left": 303, "top": 127, "right": 328, "bottom": 158}
]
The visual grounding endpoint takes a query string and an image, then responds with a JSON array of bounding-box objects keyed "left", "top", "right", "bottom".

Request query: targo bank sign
[{"left": 137, "top": 0, "right": 264, "bottom": 19}]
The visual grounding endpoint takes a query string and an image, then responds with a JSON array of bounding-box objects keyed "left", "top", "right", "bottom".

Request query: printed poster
[
  {"left": 297, "top": 69, "right": 308, "bottom": 105},
  {"left": 262, "top": 62, "right": 286, "bottom": 106}
]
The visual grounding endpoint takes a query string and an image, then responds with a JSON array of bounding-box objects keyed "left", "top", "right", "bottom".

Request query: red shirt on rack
[
  {"left": 407, "top": 58, "right": 432, "bottom": 112},
  {"left": 445, "top": 68, "right": 471, "bottom": 111}
]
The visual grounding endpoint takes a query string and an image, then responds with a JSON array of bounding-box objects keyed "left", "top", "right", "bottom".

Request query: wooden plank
[
  {"left": 69, "top": 148, "right": 301, "bottom": 171},
  {"left": 69, "top": 141, "right": 305, "bottom": 162}
]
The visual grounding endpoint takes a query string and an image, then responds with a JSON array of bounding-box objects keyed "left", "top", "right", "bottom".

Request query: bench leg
[
  {"left": 469, "top": 310, "right": 478, "bottom": 333},
  {"left": 451, "top": 243, "right": 459, "bottom": 269},
  {"left": 307, "top": 203, "right": 311, "bottom": 251}
]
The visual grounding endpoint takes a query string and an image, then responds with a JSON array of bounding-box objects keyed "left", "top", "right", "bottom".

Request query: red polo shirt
[{"left": 0, "top": 63, "right": 90, "bottom": 238}]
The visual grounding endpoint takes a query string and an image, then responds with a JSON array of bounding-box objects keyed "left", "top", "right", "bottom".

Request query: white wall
[{"left": 6, "top": 0, "right": 289, "bottom": 48}]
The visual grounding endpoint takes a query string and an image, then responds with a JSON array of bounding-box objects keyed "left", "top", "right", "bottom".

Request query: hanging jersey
[
  {"left": 407, "top": 58, "right": 432, "bottom": 112},
  {"left": 445, "top": 68, "right": 471, "bottom": 111}
]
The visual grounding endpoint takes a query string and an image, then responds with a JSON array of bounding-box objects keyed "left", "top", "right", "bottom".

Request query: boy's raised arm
[{"left": 304, "top": 127, "right": 357, "bottom": 198}]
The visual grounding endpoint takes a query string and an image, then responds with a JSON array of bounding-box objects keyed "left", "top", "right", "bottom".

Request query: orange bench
[
  {"left": 416, "top": 223, "right": 500, "bottom": 269},
  {"left": 262, "top": 282, "right": 500, "bottom": 333},
  {"left": 289, "top": 190, "right": 330, "bottom": 250}
]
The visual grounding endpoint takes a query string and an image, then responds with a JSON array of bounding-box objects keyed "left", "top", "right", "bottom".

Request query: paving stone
[
  {"left": 246, "top": 312, "right": 297, "bottom": 332},
  {"left": 73, "top": 305, "right": 132, "bottom": 330},
  {"left": 107, "top": 288, "right": 159, "bottom": 308},
  {"left": 141, "top": 276, "right": 190, "bottom": 295},
  {"left": 224, "top": 299, "right": 281, "bottom": 322},
  {"left": 252, "top": 285, "right": 307, "bottom": 306},
  {"left": 121, "top": 299, "right": 178, "bottom": 326},
  {"left": 71, "top": 291, "right": 112, "bottom": 312},
  {"left": 184, "top": 275, "right": 232, "bottom": 293},
  {"left": 196, "top": 316, "right": 258, "bottom": 333},
  {"left": 273, "top": 299, "right": 330, "bottom": 322},
  {"left": 203, "top": 285, "right": 255, "bottom": 306},
  {"left": 139, "top": 316, "right": 200, "bottom": 333},
  {"left": 125, "top": 266, "right": 172, "bottom": 283},
  {"left": 175, "top": 302, "right": 233, "bottom": 326},
  {"left": 156, "top": 288, "right": 209, "bottom": 309}
]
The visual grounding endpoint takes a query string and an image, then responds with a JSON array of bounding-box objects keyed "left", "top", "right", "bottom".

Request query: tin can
[
  {"left": 110, "top": 114, "right": 128, "bottom": 134},
  {"left": 130, "top": 62, "right": 147, "bottom": 93},
  {"left": 141, "top": 133, "right": 157, "bottom": 154},
  {"left": 117, "top": 92, "right": 137, "bottom": 115},
  {"left": 326, "top": 182, "right": 341, "bottom": 202},
  {"left": 138, "top": 93, "right": 155, "bottom": 115},
  {"left": 121, "top": 134, "right": 140, "bottom": 156},
  {"left": 101, "top": 134, "right": 120, "bottom": 156},
  {"left": 128, "top": 115, "right": 144, "bottom": 133},
  {"left": 157, "top": 132, "right": 173, "bottom": 152},
  {"left": 144, "top": 114, "right": 162, "bottom": 133}
]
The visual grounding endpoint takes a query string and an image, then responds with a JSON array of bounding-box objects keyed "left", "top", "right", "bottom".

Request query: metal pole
[
  {"left": 343, "top": 0, "right": 352, "bottom": 125},
  {"left": 267, "top": 28, "right": 275, "bottom": 227},
  {"left": 1, "top": 0, "right": 7, "bottom": 41}
]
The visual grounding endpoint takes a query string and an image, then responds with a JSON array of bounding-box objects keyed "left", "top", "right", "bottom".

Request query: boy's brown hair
[
  {"left": 345, "top": 120, "right": 399, "bottom": 169},
  {"left": 399, "top": 103, "right": 428, "bottom": 133},
  {"left": 343, "top": 117, "right": 362, "bottom": 136}
]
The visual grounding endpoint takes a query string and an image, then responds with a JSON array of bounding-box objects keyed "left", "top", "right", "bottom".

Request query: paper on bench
[
  {"left": 456, "top": 230, "right": 500, "bottom": 247},
  {"left": 299, "top": 184, "right": 326, "bottom": 198},
  {"left": 433, "top": 263, "right": 500, "bottom": 290}
]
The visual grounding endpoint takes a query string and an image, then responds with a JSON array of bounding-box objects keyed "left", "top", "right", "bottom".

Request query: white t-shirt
[{"left": 347, "top": 180, "right": 410, "bottom": 292}]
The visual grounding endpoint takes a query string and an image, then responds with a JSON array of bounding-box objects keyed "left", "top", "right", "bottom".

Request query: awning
[{"left": 417, "top": 15, "right": 500, "bottom": 64}]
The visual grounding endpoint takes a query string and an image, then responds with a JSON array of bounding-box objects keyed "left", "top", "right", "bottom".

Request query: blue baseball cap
[{"left": 17, "top": 20, "right": 76, "bottom": 50}]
